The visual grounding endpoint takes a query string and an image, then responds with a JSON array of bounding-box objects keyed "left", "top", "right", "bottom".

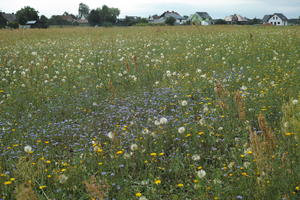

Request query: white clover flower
[
  {"left": 159, "top": 117, "right": 168, "bottom": 125},
  {"left": 142, "top": 128, "right": 149, "bottom": 135},
  {"left": 178, "top": 127, "right": 185, "bottom": 134},
  {"left": 292, "top": 99, "right": 298, "bottom": 105},
  {"left": 181, "top": 100, "right": 188, "bottom": 106},
  {"left": 192, "top": 154, "right": 200, "bottom": 161},
  {"left": 24, "top": 145, "right": 33, "bottom": 153},
  {"left": 130, "top": 144, "right": 138, "bottom": 151},
  {"left": 197, "top": 169, "right": 206, "bottom": 178}
]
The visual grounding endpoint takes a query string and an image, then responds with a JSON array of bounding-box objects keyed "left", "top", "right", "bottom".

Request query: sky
[{"left": 0, "top": 0, "right": 299, "bottom": 19}]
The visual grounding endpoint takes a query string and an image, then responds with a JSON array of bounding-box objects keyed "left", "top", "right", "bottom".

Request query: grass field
[{"left": 0, "top": 26, "right": 300, "bottom": 199}]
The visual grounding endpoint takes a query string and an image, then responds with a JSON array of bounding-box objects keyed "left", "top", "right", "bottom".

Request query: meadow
[{"left": 0, "top": 26, "right": 300, "bottom": 200}]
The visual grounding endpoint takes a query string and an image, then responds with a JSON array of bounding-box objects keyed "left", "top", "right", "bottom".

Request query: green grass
[{"left": 0, "top": 26, "right": 300, "bottom": 199}]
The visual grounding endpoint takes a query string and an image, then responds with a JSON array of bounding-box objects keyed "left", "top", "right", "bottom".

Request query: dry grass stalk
[
  {"left": 125, "top": 60, "right": 130, "bottom": 73},
  {"left": 83, "top": 176, "right": 109, "bottom": 200},
  {"left": 258, "top": 113, "right": 276, "bottom": 151},
  {"left": 132, "top": 56, "right": 138, "bottom": 72},
  {"left": 15, "top": 182, "right": 38, "bottom": 200},
  {"left": 235, "top": 91, "right": 246, "bottom": 120},
  {"left": 214, "top": 82, "right": 229, "bottom": 110}
]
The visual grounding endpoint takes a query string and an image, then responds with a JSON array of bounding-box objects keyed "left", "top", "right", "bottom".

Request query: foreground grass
[{"left": 0, "top": 26, "right": 300, "bottom": 199}]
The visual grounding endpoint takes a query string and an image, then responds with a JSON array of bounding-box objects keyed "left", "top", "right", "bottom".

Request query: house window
[
  {"left": 270, "top": 22, "right": 273, "bottom": 25},
  {"left": 278, "top": 22, "right": 280, "bottom": 25},
  {"left": 273, "top": 17, "right": 275, "bottom": 20}
]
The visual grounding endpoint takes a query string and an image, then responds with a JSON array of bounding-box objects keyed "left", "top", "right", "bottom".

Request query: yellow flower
[
  {"left": 116, "top": 150, "right": 124, "bottom": 155},
  {"left": 135, "top": 192, "right": 142, "bottom": 197},
  {"left": 296, "top": 186, "right": 300, "bottom": 191},
  {"left": 39, "top": 185, "right": 47, "bottom": 189},
  {"left": 10, "top": 178, "right": 15, "bottom": 181},
  {"left": 241, "top": 172, "right": 248, "bottom": 176},
  {"left": 0, "top": 89, "right": 4, "bottom": 93},
  {"left": 198, "top": 132, "right": 204, "bottom": 135},
  {"left": 159, "top": 153, "right": 165, "bottom": 156},
  {"left": 177, "top": 183, "right": 184, "bottom": 187},
  {"left": 193, "top": 179, "right": 199, "bottom": 183},
  {"left": 285, "top": 132, "right": 294, "bottom": 136},
  {"left": 4, "top": 181, "right": 12, "bottom": 185},
  {"left": 150, "top": 153, "right": 157, "bottom": 156},
  {"left": 154, "top": 179, "right": 161, "bottom": 184}
]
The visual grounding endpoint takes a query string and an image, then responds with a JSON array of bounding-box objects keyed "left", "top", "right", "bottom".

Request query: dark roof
[
  {"left": 1, "top": 13, "right": 16, "bottom": 22},
  {"left": 160, "top": 11, "right": 182, "bottom": 19},
  {"left": 263, "top": 13, "right": 288, "bottom": 22},
  {"left": 195, "top": 12, "right": 212, "bottom": 20}
]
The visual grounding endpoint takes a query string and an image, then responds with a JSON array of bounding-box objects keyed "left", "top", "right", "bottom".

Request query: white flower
[
  {"left": 31, "top": 52, "right": 37, "bottom": 56},
  {"left": 178, "top": 127, "right": 185, "bottom": 134},
  {"left": 218, "top": 127, "right": 223, "bottom": 131},
  {"left": 139, "top": 196, "right": 148, "bottom": 200},
  {"left": 154, "top": 120, "right": 160, "bottom": 126},
  {"left": 181, "top": 100, "right": 188, "bottom": 106},
  {"left": 197, "top": 169, "right": 206, "bottom": 178},
  {"left": 142, "top": 128, "right": 149, "bottom": 135},
  {"left": 159, "top": 117, "right": 168, "bottom": 125},
  {"left": 24, "top": 145, "right": 33, "bottom": 153},
  {"left": 241, "top": 86, "right": 247, "bottom": 90},
  {"left": 130, "top": 144, "right": 138, "bottom": 151},
  {"left": 292, "top": 99, "right": 298, "bottom": 105},
  {"left": 192, "top": 154, "right": 200, "bottom": 161},
  {"left": 243, "top": 162, "right": 251, "bottom": 169},
  {"left": 108, "top": 132, "right": 114, "bottom": 139},
  {"left": 228, "top": 162, "right": 235, "bottom": 169}
]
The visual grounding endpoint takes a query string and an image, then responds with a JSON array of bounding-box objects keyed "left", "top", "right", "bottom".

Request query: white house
[
  {"left": 224, "top": 14, "right": 248, "bottom": 24},
  {"left": 263, "top": 13, "right": 288, "bottom": 26}
]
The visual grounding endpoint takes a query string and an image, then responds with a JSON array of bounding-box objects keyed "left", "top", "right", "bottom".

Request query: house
[
  {"left": 20, "top": 20, "right": 38, "bottom": 28},
  {"left": 76, "top": 18, "right": 88, "bottom": 25},
  {"left": 263, "top": 13, "right": 288, "bottom": 26},
  {"left": 60, "top": 15, "right": 76, "bottom": 24},
  {"left": 0, "top": 12, "right": 16, "bottom": 24},
  {"left": 190, "top": 12, "right": 213, "bottom": 25},
  {"left": 225, "top": 14, "right": 248, "bottom": 24},
  {"left": 149, "top": 11, "right": 184, "bottom": 24}
]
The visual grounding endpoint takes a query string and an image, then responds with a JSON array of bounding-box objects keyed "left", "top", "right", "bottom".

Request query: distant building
[
  {"left": 76, "top": 18, "right": 88, "bottom": 25},
  {"left": 263, "top": 13, "right": 288, "bottom": 26},
  {"left": 149, "top": 11, "right": 184, "bottom": 24},
  {"left": 190, "top": 12, "right": 213, "bottom": 25},
  {"left": 0, "top": 12, "right": 16, "bottom": 24},
  {"left": 225, "top": 14, "right": 248, "bottom": 24},
  {"left": 20, "top": 20, "right": 38, "bottom": 28},
  {"left": 60, "top": 15, "right": 76, "bottom": 24}
]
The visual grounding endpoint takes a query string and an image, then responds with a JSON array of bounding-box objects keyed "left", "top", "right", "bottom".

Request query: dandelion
[
  {"left": 181, "top": 100, "right": 188, "bottom": 106},
  {"left": 178, "top": 127, "right": 185, "bottom": 134},
  {"left": 159, "top": 117, "right": 168, "bottom": 125},
  {"left": 197, "top": 169, "right": 206, "bottom": 178},
  {"left": 4, "top": 181, "right": 12, "bottom": 185},
  {"left": 154, "top": 179, "right": 161, "bottom": 184},
  {"left": 24, "top": 145, "right": 33, "bottom": 154},
  {"left": 292, "top": 99, "right": 298, "bottom": 105},
  {"left": 130, "top": 144, "right": 138, "bottom": 151},
  {"left": 177, "top": 183, "right": 184, "bottom": 187},
  {"left": 116, "top": 150, "right": 124, "bottom": 155},
  {"left": 135, "top": 192, "right": 142, "bottom": 197},
  {"left": 39, "top": 185, "right": 47, "bottom": 189}
]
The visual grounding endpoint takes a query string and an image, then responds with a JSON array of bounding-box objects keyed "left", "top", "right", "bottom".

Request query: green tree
[
  {"left": 39, "top": 15, "right": 48, "bottom": 28},
  {"left": 87, "top": 5, "right": 120, "bottom": 26},
  {"left": 165, "top": 17, "right": 176, "bottom": 25},
  {"left": 16, "top": 6, "right": 39, "bottom": 25},
  {"left": 78, "top": 3, "right": 90, "bottom": 19},
  {"left": 0, "top": 14, "right": 7, "bottom": 28},
  {"left": 87, "top": 9, "right": 101, "bottom": 26},
  {"left": 214, "top": 19, "right": 227, "bottom": 25}
]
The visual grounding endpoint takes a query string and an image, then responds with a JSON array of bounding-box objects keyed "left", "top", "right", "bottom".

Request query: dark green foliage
[
  {"left": 78, "top": 3, "right": 90, "bottom": 19},
  {"left": 48, "top": 15, "right": 72, "bottom": 25},
  {"left": 38, "top": 15, "right": 48, "bottom": 28},
  {"left": 214, "top": 19, "right": 227, "bottom": 24},
  {"left": 165, "top": 16, "right": 176, "bottom": 25},
  {"left": 16, "top": 6, "right": 39, "bottom": 25},
  {"left": 87, "top": 5, "right": 120, "bottom": 26},
  {"left": 0, "top": 14, "right": 7, "bottom": 28},
  {"left": 7, "top": 22, "right": 19, "bottom": 29}
]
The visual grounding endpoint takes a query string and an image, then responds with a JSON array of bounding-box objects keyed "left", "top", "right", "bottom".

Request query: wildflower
[
  {"left": 177, "top": 183, "right": 184, "bottom": 187},
  {"left": 130, "top": 144, "right": 138, "bottom": 151},
  {"left": 39, "top": 185, "right": 47, "bottom": 189},
  {"left": 292, "top": 99, "right": 298, "bottom": 105},
  {"left": 192, "top": 154, "right": 201, "bottom": 161},
  {"left": 241, "top": 172, "right": 248, "bottom": 176},
  {"left": 159, "top": 117, "right": 168, "bottom": 125},
  {"left": 139, "top": 196, "right": 148, "bottom": 200},
  {"left": 135, "top": 192, "right": 142, "bottom": 197},
  {"left": 178, "top": 127, "right": 185, "bottom": 134},
  {"left": 108, "top": 131, "right": 115, "bottom": 139},
  {"left": 285, "top": 132, "right": 295, "bottom": 136},
  {"left": 116, "top": 150, "right": 124, "bottom": 155},
  {"left": 4, "top": 181, "right": 12, "bottom": 185},
  {"left": 154, "top": 179, "right": 161, "bottom": 184},
  {"left": 154, "top": 120, "right": 160, "bottom": 126},
  {"left": 181, "top": 100, "right": 188, "bottom": 106},
  {"left": 241, "top": 86, "right": 247, "bottom": 90},
  {"left": 197, "top": 169, "right": 206, "bottom": 178},
  {"left": 296, "top": 186, "right": 300, "bottom": 191},
  {"left": 24, "top": 145, "right": 33, "bottom": 154},
  {"left": 150, "top": 153, "right": 157, "bottom": 156}
]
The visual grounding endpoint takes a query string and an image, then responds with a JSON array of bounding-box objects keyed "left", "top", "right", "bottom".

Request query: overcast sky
[{"left": 0, "top": 0, "right": 299, "bottom": 19}]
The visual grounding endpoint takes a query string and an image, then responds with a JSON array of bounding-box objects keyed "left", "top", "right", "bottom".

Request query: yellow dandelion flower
[
  {"left": 150, "top": 153, "right": 157, "bottom": 156},
  {"left": 39, "top": 185, "right": 47, "bottom": 189},
  {"left": 159, "top": 153, "right": 165, "bottom": 156},
  {"left": 154, "top": 179, "right": 161, "bottom": 184},
  {"left": 116, "top": 150, "right": 124, "bottom": 155},
  {"left": 241, "top": 172, "right": 248, "bottom": 176},
  {"left": 295, "top": 186, "right": 300, "bottom": 191},
  {"left": 135, "top": 192, "right": 142, "bottom": 197},
  {"left": 177, "top": 183, "right": 184, "bottom": 187},
  {"left": 9, "top": 178, "right": 15, "bottom": 181},
  {"left": 4, "top": 181, "right": 12, "bottom": 185}
]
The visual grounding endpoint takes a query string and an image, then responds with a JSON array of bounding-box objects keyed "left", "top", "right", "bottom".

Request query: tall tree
[
  {"left": 78, "top": 3, "right": 90, "bottom": 19},
  {"left": 16, "top": 6, "right": 39, "bottom": 25},
  {"left": 0, "top": 14, "right": 7, "bottom": 28},
  {"left": 39, "top": 15, "right": 48, "bottom": 28},
  {"left": 87, "top": 5, "right": 120, "bottom": 26}
]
